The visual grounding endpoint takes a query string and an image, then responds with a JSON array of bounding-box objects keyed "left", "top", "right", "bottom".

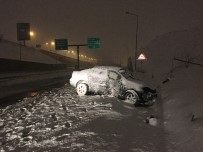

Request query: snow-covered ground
[
  {"left": 135, "top": 63, "right": 203, "bottom": 152},
  {"left": 0, "top": 27, "right": 202, "bottom": 151},
  {"left": 139, "top": 26, "right": 203, "bottom": 152},
  {"left": 0, "top": 39, "right": 60, "bottom": 64},
  {"left": 0, "top": 85, "right": 117, "bottom": 152},
  {"left": 161, "top": 65, "right": 203, "bottom": 152},
  {"left": 0, "top": 83, "right": 165, "bottom": 152},
  {"left": 0, "top": 64, "right": 202, "bottom": 151}
]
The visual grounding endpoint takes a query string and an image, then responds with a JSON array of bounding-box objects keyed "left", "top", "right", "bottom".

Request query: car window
[
  {"left": 88, "top": 69, "right": 107, "bottom": 83},
  {"left": 120, "top": 72, "right": 135, "bottom": 80},
  {"left": 108, "top": 71, "right": 121, "bottom": 80}
]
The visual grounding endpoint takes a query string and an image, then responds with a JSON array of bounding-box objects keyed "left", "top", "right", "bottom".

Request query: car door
[
  {"left": 88, "top": 69, "right": 108, "bottom": 93},
  {"left": 107, "top": 70, "right": 122, "bottom": 96}
]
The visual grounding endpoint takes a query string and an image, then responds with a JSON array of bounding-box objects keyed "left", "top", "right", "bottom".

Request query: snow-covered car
[{"left": 70, "top": 66, "right": 157, "bottom": 105}]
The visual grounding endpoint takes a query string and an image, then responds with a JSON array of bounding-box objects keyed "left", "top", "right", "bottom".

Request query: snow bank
[
  {"left": 142, "top": 26, "right": 203, "bottom": 151},
  {"left": 144, "top": 26, "right": 203, "bottom": 80},
  {"left": 0, "top": 39, "right": 60, "bottom": 64},
  {"left": 161, "top": 66, "right": 203, "bottom": 152}
]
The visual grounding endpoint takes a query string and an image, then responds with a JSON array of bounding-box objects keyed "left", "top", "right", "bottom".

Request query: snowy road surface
[
  {"left": 0, "top": 69, "right": 72, "bottom": 99},
  {"left": 0, "top": 83, "right": 166, "bottom": 152}
]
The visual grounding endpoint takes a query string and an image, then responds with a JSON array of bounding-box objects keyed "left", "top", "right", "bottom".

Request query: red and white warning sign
[{"left": 137, "top": 53, "right": 147, "bottom": 60}]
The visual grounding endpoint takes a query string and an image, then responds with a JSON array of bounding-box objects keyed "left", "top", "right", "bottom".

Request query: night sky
[{"left": 0, "top": 0, "right": 202, "bottom": 64}]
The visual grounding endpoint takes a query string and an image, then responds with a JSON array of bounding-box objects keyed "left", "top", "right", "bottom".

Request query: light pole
[{"left": 126, "top": 11, "right": 139, "bottom": 71}]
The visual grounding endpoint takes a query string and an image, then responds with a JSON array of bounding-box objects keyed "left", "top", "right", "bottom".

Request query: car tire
[
  {"left": 125, "top": 91, "right": 139, "bottom": 105},
  {"left": 76, "top": 83, "right": 88, "bottom": 96}
]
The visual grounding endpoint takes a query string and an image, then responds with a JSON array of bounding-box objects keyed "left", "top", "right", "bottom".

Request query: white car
[{"left": 70, "top": 66, "right": 157, "bottom": 105}]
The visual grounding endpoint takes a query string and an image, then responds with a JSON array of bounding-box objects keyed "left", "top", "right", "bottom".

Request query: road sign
[
  {"left": 55, "top": 39, "right": 68, "bottom": 50},
  {"left": 137, "top": 53, "right": 147, "bottom": 60},
  {"left": 88, "top": 38, "right": 100, "bottom": 49},
  {"left": 17, "top": 23, "right": 30, "bottom": 40}
]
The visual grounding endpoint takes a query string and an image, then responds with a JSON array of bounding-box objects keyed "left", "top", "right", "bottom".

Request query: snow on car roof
[{"left": 93, "top": 66, "right": 124, "bottom": 72}]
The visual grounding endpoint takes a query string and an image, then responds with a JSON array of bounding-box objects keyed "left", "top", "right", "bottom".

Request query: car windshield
[{"left": 119, "top": 69, "right": 135, "bottom": 80}]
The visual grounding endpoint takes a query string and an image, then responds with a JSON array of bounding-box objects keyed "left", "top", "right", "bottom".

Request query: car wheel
[
  {"left": 125, "top": 91, "right": 138, "bottom": 105},
  {"left": 76, "top": 83, "right": 88, "bottom": 96}
]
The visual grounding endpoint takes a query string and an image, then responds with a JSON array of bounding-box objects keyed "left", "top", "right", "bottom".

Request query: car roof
[{"left": 93, "top": 66, "right": 124, "bottom": 72}]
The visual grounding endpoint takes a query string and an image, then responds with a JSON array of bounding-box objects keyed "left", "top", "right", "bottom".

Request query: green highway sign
[
  {"left": 88, "top": 38, "right": 100, "bottom": 49},
  {"left": 55, "top": 39, "right": 68, "bottom": 50},
  {"left": 17, "top": 23, "right": 30, "bottom": 41}
]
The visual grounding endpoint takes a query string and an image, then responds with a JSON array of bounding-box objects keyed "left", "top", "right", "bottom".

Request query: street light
[
  {"left": 126, "top": 11, "right": 139, "bottom": 71},
  {"left": 51, "top": 41, "right": 55, "bottom": 46},
  {"left": 29, "top": 31, "right": 35, "bottom": 37}
]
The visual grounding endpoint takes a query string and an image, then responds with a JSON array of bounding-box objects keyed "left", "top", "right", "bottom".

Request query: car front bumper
[{"left": 141, "top": 91, "right": 157, "bottom": 102}]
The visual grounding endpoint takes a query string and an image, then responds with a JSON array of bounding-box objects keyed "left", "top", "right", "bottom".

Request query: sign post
[
  {"left": 68, "top": 37, "right": 100, "bottom": 70},
  {"left": 137, "top": 53, "right": 147, "bottom": 72},
  {"left": 55, "top": 37, "right": 101, "bottom": 69},
  {"left": 17, "top": 23, "right": 31, "bottom": 60},
  {"left": 68, "top": 44, "right": 87, "bottom": 70}
]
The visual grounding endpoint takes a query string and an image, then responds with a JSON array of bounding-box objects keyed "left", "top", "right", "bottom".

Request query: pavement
[{"left": 0, "top": 69, "right": 73, "bottom": 100}]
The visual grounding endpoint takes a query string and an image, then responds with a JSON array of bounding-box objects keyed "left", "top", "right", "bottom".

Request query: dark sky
[{"left": 0, "top": 0, "right": 202, "bottom": 64}]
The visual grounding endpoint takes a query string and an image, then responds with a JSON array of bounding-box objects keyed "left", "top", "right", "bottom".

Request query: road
[
  {"left": 0, "top": 69, "right": 72, "bottom": 100},
  {"left": 0, "top": 83, "right": 166, "bottom": 152}
]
